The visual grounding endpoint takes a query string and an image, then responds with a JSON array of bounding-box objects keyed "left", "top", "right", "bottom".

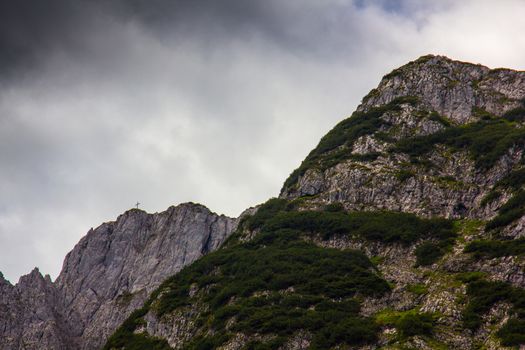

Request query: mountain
[
  {"left": 3, "top": 54, "right": 525, "bottom": 350},
  {"left": 104, "top": 55, "right": 525, "bottom": 350},
  {"left": 0, "top": 203, "right": 236, "bottom": 349}
]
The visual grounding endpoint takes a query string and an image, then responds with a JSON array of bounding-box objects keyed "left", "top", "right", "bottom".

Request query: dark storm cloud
[
  {"left": 0, "top": 0, "right": 399, "bottom": 78},
  {"left": 1, "top": 0, "right": 525, "bottom": 284}
]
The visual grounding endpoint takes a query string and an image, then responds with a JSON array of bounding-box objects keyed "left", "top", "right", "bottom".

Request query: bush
[
  {"left": 282, "top": 96, "right": 419, "bottom": 190},
  {"left": 463, "top": 279, "right": 525, "bottom": 332},
  {"left": 486, "top": 190, "right": 525, "bottom": 230},
  {"left": 396, "top": 169, "right": 414, "bottom": 182},
  {"left": 464, "top": 238, "right": 525, "bottom": 259},
  {"left": 503, "top": 107, "right": 525, "bottom": 122},
  {"left": 415, "top": 242, "right": 446, "bottom": 266},
  {"left": 497, "top": 319, "right": 525, "bottom": 346},
  {"left": 396, "top": 312, "right": 435, "bottom": 337},
  {"left": 394, "top": 119, "right": 525, "bottom": 170}
]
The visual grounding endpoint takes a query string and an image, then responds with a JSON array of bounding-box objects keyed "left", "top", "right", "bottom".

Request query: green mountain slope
[{"left": 105, "top": 55, "right": 525, "bottom": 350}]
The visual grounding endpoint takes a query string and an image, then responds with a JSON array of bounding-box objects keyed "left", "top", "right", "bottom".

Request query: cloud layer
[{"left": 1, "top": 0, "right": 525, "bottom": 283}]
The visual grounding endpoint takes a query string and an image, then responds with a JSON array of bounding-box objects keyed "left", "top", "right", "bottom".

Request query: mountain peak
[{"left": 359, "top": 54, "right": 525, "bottom": 124}]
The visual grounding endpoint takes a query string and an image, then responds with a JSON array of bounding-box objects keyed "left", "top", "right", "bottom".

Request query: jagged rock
[
  {"left": 0, "top": 268, "right": 71, "bottom": 350},
  {"left": 0, "top": 203, "right": 236, "bottom": 350},
  {"left": 359, "top": 55, "right": 525, "bottom": 124},
  {"left": 4, "top": 55, "right": 525, "bottom": 350}
]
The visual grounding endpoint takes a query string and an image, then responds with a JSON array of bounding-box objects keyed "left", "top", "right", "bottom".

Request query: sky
[{"left": 1, "top": 0, "right": 525, "bottom": 283}]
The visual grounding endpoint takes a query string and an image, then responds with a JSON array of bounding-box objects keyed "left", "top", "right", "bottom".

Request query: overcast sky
[{"left": 1, "top": 0, "right": 525, "bottom": 283}]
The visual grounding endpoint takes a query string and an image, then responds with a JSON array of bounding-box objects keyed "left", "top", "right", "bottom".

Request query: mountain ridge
[
  {"left": 0, "top": 203, "right": 237, "bottom": 349},
  {"left": 3, "top": 54, "right": 525, "bottom": 349}
]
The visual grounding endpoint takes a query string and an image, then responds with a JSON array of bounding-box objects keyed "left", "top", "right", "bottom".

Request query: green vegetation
[
  {"left": 105, "top": 199, "right": 458, "bottom": 349},
  {"left": 262, "top": 209, "right": 455, "bottom": 246},
  {"left": 495, "top": 168, "right": 525, "bottom": 191},
  {"left": 375, "top": 309, "right": 436, "bottom": 338},
  {"left": 395, "top": 169, "right": 414, "bottom": 182},
  {"left": 486, "top": 190, "right": 525, "bottom": 230},
  {"left": 464, "top": 238, "right": 525, "bottom": 259},
  {"left": 428, "top": 111, "right": 451, "bottom": 127},
  {"left": 104, "top": 308, "right": 171, "bottom": 350},
  {"left": 282, "top": 96, "right": 419, "bottom": 191},
  {"left": 396, "top": 312, "right": 435, "bottom": 337},
  {"left": 497, "top": 318, "right": 525, "bottom": 346},
  {"left": 471, "top": 107, "right": 495, "bottom": 120},
  {"left": 415, "top": 241, "right": 449, "bottom": 266},
  {"left": 394, "top": 118, "right": 525, "bottom": 170},
  {"left": 406, "top": 283, "right": 428, "bottom": 295},
  {"left": 481, "top": 168, "right": 525, "bottom": 229},
  {"left": 462, "top": 278, "right": 525, "bottom": 347},
  {"left": 106, "top": 200, "right": 402, "bottom": 349},
  {"left": 503, "top": 106, "right": 525, "bottom": 122},
  {"left": 116, "top": 291, "right": 134, "bottom": 307},
  {"left": 480, "top": 190, "right": 501, "bottom": 206}
]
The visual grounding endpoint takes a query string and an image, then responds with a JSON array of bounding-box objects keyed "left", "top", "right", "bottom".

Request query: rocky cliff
[
  {"left": 104, "top": 55, "right": 525, "bottom": 350},
  {"left": 0, "top": 203, "right": 236, "bottom": 350},
  {"left": 4, "top": 55, "right": 525, "bottom": 350}
]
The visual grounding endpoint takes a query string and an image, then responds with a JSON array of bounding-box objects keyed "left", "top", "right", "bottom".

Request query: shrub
[
  {"left": 464, "top": 238, "right": 525, "bottom": 259},
  {"left": 415, "top": 242, "right": 445, "bottom": 266},
  {"left": 396, "top": 169, "right": 414, "bottom": 182},
  {"left": 486, "top": 190, "right": 525, "bottom": 230},
  {"left": 503, "top": 107, "right": 525, "bottom": 122},
  {"left": 282, "top": 96, "right": 419, "bottom": 191},
  {"left": 406, "top": 284, "right": 428, "bottom": 295},
  {"left": 463, "top": 279, "right": 525, "bottom": 332},
  {"left": 394, "top": 119, "right": 525, "bottom": 170},
  {"left": 396, "top": 312, "right": 435, "bottom": 337},
  {"left": 497, "top": 319, "right": 525, "bottom": 346}
]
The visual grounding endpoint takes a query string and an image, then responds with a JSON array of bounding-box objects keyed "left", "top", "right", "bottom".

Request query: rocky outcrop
[
  {"left": 4, "top": 55, "right": 525, "bottom": 350},
  {"left": 0, "top": 203, "right": 236, "bottom": 350},
  {"left": 0, "top": 269, "right": 71, "bottom": 350},
  {"left": 359, "top": 55, "right": 525, "bottom": 124},
  {"left": 281, "top": 55, "right": 525, "bottom": 221}
]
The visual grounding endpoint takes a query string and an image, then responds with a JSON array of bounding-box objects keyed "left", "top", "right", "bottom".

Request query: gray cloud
[{"left": 1, "top": 0, "right": 525, "bottom": 283}]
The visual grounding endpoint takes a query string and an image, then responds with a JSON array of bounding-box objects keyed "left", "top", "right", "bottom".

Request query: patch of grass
[
  {"left": 244, "top": 198, "right": 290, "bottom": 231},
  {"left": 324, "top": 202, "right": 345, "bottom": 212},
  {"left": 375, "top": 309, "right": 436, "bottom": 338},
  {"left": 406, "top": 283, "right": 428, "bottom": 295},
  {"left": 503, "top": 107, "right": 525, "bottom": 122},
  {"left": 116, "top": 291, "right": 134, "bottom": 307},
  {"left": 393, "top": 118, "right": 525, "bottom": 170},
  {"left": 462, "top": 279, "right": 525, "bottom": 334},
  {"left": 263, "top": 210, "right": 455, "bottom": 245},
  {"left": 107, "top": 205, "right": 417, "bottom": 349},
  {"left": 428, "top": 111, "right": 451, "bottom": 127},
  {"left": 497, "top": 318, "right": 525, "bottom": 346},
  {"left": 486, "top": 190, "right": 525, "bottom": 230},
  {"left": 396, "top": 312, "right": 435, "bottom": 338},
  {"left": 471, "top": 107, "right": 495, "bottom": 120},
  {"left": 480, "top": 190, "right": 501, "bottom": 206},
  {"left": 455, "top": 271, "right": 487, "bottom": 284},
  {"left": 104, "top": 308, "right": 171, "bottom": 350},
  {"left": 396, "top": 169, "right": 414, "bottom": 182},
  {"left": 415, "top": 242, "right": 447, "bottom": 266},
  {"left": 282, "top": 96, "right": 419, "bottom": 191},
  {"left": 106, "top": 200, "right": 458, "bottom": 349},
  {"left": 495, "top": 168, "right": 525, "bottom": 191},
  {"left": 464, "top": 238, "right": 525, "bottom": 259}
]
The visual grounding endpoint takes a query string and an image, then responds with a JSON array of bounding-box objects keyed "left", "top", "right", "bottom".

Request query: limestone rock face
[
  {"left": 359, "top": 55, "right": 525, "bottom": 124},
  {"left": 4, "top": 54, "right": 525, "bottom": 350},
  {"left": 0, "top": 269, "right": 71, "bottom": 350},
  {"left": 281, "top": 55, "right": 525, "bottom": 221},
  {"left": 0, "top": 203, "right": 236, "bottom": 350}
]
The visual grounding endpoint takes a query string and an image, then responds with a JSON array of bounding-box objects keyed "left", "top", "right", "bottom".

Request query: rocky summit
[
  {"left": 0, "top": 203, "right": 236, "bottom": 349},
  {"left": 3, "top": 55, "right": 525, "bottom": 349}
]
